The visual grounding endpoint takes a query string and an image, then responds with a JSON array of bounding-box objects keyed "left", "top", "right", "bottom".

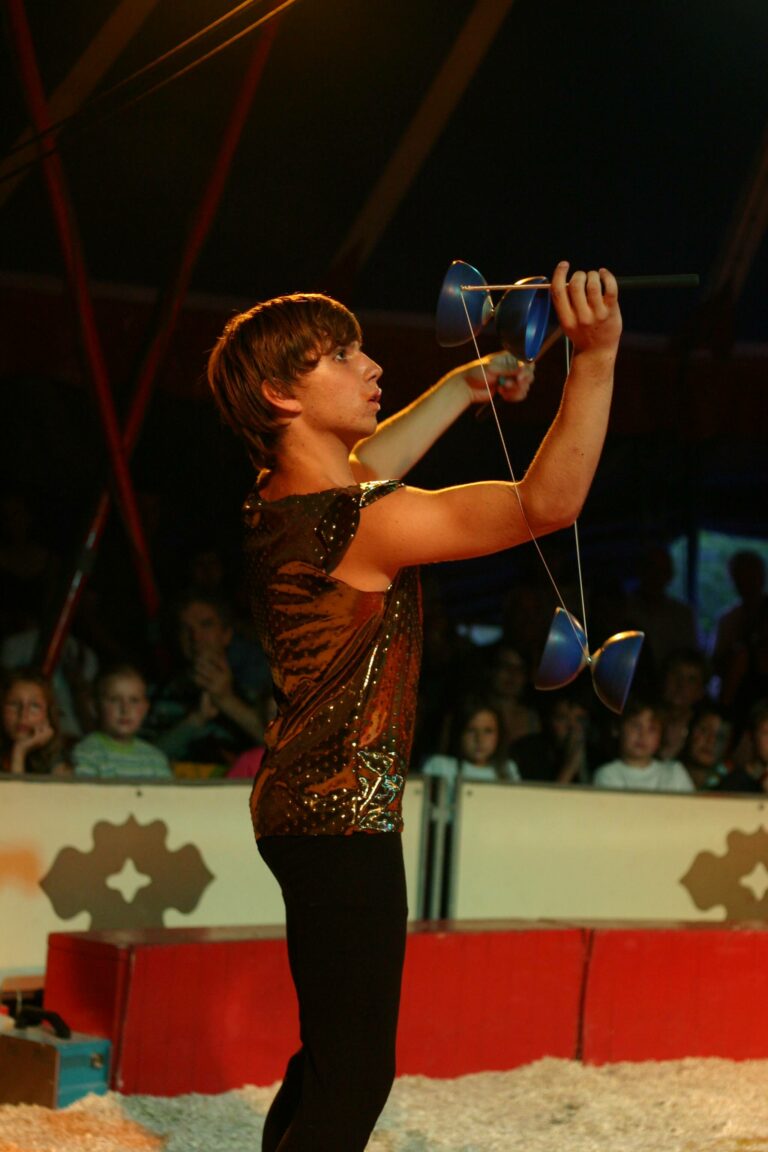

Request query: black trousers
[{"left": 257, "top": 832, "right": 408, "bottom": 1152}]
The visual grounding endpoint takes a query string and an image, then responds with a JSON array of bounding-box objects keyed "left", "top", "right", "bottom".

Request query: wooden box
[{"left": 0, "top": 1026, "right": 111, "bottom": 1108}]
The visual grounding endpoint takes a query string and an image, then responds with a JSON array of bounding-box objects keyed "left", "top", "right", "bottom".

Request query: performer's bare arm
[
  {"left": 350, "top": 354, "right": 532, "bottom": 483},
  {"left": 335, "top": 264, "right": 621, "bottom": 590}
]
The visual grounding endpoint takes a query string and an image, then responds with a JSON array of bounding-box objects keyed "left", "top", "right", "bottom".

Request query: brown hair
[
  {"left": 618, "top": 697, "right": 662, "bottom": 728},
  {"left": 207, "top": 293, "right": 361, "bottom": 470},
  {"left": 0, "top": 667, "right": 64, "bottom": 775},
  {"left": 447, "top": 695, "right": 511, "bottom": 780},
  {"left": 94, "top": 662, "right": 148, "bottom": 701}
]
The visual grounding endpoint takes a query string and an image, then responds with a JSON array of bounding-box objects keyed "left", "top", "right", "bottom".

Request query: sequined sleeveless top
[{"left": 242, "top": 480, "right": 422, "bottom": 837}]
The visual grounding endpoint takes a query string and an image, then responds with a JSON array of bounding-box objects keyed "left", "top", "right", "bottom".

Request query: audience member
[
  {"left": 718, "top": 597, "right": 768, "bottom": 734},
  {"left": 182, "top": 537, "right": 261, "bottom": 643},
  {"left": 711, "top": 549, "right": 768, "bottom": 677},
  {"left": 501, "top": 543, "right": 581, "bottom": 670},
  {"left": 679, "top": 702, "right": 732, "bottom": 790},
  {"left": 511, "top": 686, "right": 597, "bottom": 784},
  {"left": 226, "top": 745, "right": 266, "bottom": 778},
  {"left": 623, "top": 544, "right": 699, "bottom": 675},
  {"left": 0, "top": 596, "right": 98, "bottom": 738},
  {"left": 226, "top": 693, "right": 277, "bottom": 778},
  {"left": 410, "top": 576, "right": 479, "bottom": 764},
  {"left": 0, "top": 668, "right": 69, "bottom": 775},
  {"left": 593, "top": 698, "right": 694, "bottom": 792},
  {"left": 73, "top": 664, "right": 172, "bottom": 780},
  {"left": 657, "top": 647, "right": 711, "bottom": 761},
  {"left": 145, "top": 590, "right": 266, "bottom": 765},
  {"left": 484, "top": 641, "right": 542, "bottom": 748},
  {"left": 172, "top": 555, "right": 271, "bottom": 702},
  {"left": 420, "top": 697, "right": 519, "bottom": 806},
  {"left": 714, "top": 699, "right": 768, "bottom": 794}
]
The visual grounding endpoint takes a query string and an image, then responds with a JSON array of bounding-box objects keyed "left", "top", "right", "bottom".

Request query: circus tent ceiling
[
  {"left": 1, "top": 0, "right": 767, "bottom": 343},
  {"left": 0, "top": 0, "right": 766, "bottom": 620}
]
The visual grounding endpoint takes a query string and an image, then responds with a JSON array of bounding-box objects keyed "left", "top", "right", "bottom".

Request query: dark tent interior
[{"left": 1, "top": 0, "right": 767, "bottom": 658}]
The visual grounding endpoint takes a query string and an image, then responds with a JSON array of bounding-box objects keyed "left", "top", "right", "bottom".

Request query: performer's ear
[{"left": 262, "top": 380, "right": 302, "bottom": 417}]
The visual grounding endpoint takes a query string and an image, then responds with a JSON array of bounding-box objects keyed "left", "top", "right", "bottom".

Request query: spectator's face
[
  {"left": 98, "top": 673, "right": 149, "bottom": 741},
  {"left": 548, "top": 700, "right": 588, "bottom": 745},
  {"left": 492, "top": 649, "right": 527, "bottom": 698},
  {"left": 178, "top": 602, "right": 233, "bottom": 661},
  {"left": 619, "top": 709, "right": 661, "bottom": 766},
  {"left": 460, "top": 709, "right": 500, "bottom": 766},
  {"left": 662, "top": 661, "right": 705, "bottom": 710},
  {"left": 2, "top": 681, "right": 49, "bottom": 741},
  {"left": 688, "top": 713, "right": 728, "bottom": 769}
]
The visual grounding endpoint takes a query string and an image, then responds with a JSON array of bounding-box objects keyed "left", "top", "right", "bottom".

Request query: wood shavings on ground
[{"left": 2, "top": 1058, "right": 768, "bottom": 1151}]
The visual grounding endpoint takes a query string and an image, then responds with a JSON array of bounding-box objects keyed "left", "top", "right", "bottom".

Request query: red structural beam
[
  {"left": 41, "top": 20, "right": 280, "bottom": 674},
  {"left": 6, "top": 0, "right": 160, "bottom": 622}
]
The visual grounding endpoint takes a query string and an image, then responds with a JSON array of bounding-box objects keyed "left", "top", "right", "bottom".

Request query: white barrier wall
[
  {"left": 452, "top": 781, "right": 768, "bottom": 921},
  {"left": 0, "top": 777, "right": 427, "bottom": 981},
  {"left": 4, "top": 776, "right": 767, "bottom": 982}
]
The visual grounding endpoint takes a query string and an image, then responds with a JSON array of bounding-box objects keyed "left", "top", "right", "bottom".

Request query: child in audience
[
  {"left": 714, "top": 698, "right": 768, "bottom": 793},
  {"left": 680, "top": 703, "right": 732, "bottom": 790},
  {"left": 593, "top": 698, "right": 694, "bottom": 792},
  {"left": 0, "top": 668, "right": 68, "bottom": 775},
  {"left": 73, "top": 664, "right": 172, "bottom": 780},
  {"left": 511, "top": 686, "right": 597, "bottom": 784},
  {"left": 421, "top": 697, "right": 520, "bottom": 805}
]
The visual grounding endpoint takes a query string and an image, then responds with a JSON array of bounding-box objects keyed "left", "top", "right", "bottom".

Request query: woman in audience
[{"left": 485, "top": 642, "right": 542, "bottom": 749}]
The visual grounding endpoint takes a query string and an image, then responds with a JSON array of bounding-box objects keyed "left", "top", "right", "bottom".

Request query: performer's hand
[
  {"left": 464, "top": 353, "right": 534, "bottom": 405},
  {"left": 550, "top": 263, "right": 622, "bottom": 357}
]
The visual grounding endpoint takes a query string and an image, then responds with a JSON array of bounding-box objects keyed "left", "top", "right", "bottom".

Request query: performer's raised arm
[
  {"left": 350, "top": 352, "right": 533, "bottom": 482},
  {"left": 335, "top": 263, "right": 621, "bottom": 588}
]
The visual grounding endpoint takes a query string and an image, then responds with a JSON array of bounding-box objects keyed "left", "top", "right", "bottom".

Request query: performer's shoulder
[{"left": 358, "top": 478, "right": 403, "bottom": 506}]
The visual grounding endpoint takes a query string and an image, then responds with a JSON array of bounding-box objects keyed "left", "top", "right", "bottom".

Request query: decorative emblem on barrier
[
  {"left": 40, "top": 815, "right": 214, "bottom": 930},
  {"left": 681, "top": 827, "right": 768, "bottom": 920}
]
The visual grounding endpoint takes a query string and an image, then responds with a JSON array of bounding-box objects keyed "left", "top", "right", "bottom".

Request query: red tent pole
[
  {"left": 6, "top": 0, "right": 160, "bottom": 623},
  {"left": 41, "top": 22, "right": 280, "bottom": 674},
  {"left": 125, "top": 20, "right": 280, "bottom": 457}
]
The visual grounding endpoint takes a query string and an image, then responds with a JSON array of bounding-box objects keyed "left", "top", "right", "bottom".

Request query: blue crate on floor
[{"left": 0, "top": 1026, "right": 111, "bottom": 1108}]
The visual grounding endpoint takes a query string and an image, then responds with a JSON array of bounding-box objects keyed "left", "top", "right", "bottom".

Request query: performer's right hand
[{"left": 550, "top": 263, "right": 622, "bottom": 358}]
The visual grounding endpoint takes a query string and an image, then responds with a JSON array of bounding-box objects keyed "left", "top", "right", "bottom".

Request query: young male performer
[{"left": 207, "top": 262, "right": 621, "bottom": 1151}]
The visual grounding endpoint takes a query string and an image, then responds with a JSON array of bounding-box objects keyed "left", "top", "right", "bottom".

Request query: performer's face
[{"left": 293, "top": 339, "right": 383, "bottom": 444}]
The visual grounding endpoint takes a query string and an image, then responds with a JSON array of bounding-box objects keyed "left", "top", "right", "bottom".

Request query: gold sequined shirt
[{"left": 242, "top": 480, "right": 422, "bottom": 837}]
